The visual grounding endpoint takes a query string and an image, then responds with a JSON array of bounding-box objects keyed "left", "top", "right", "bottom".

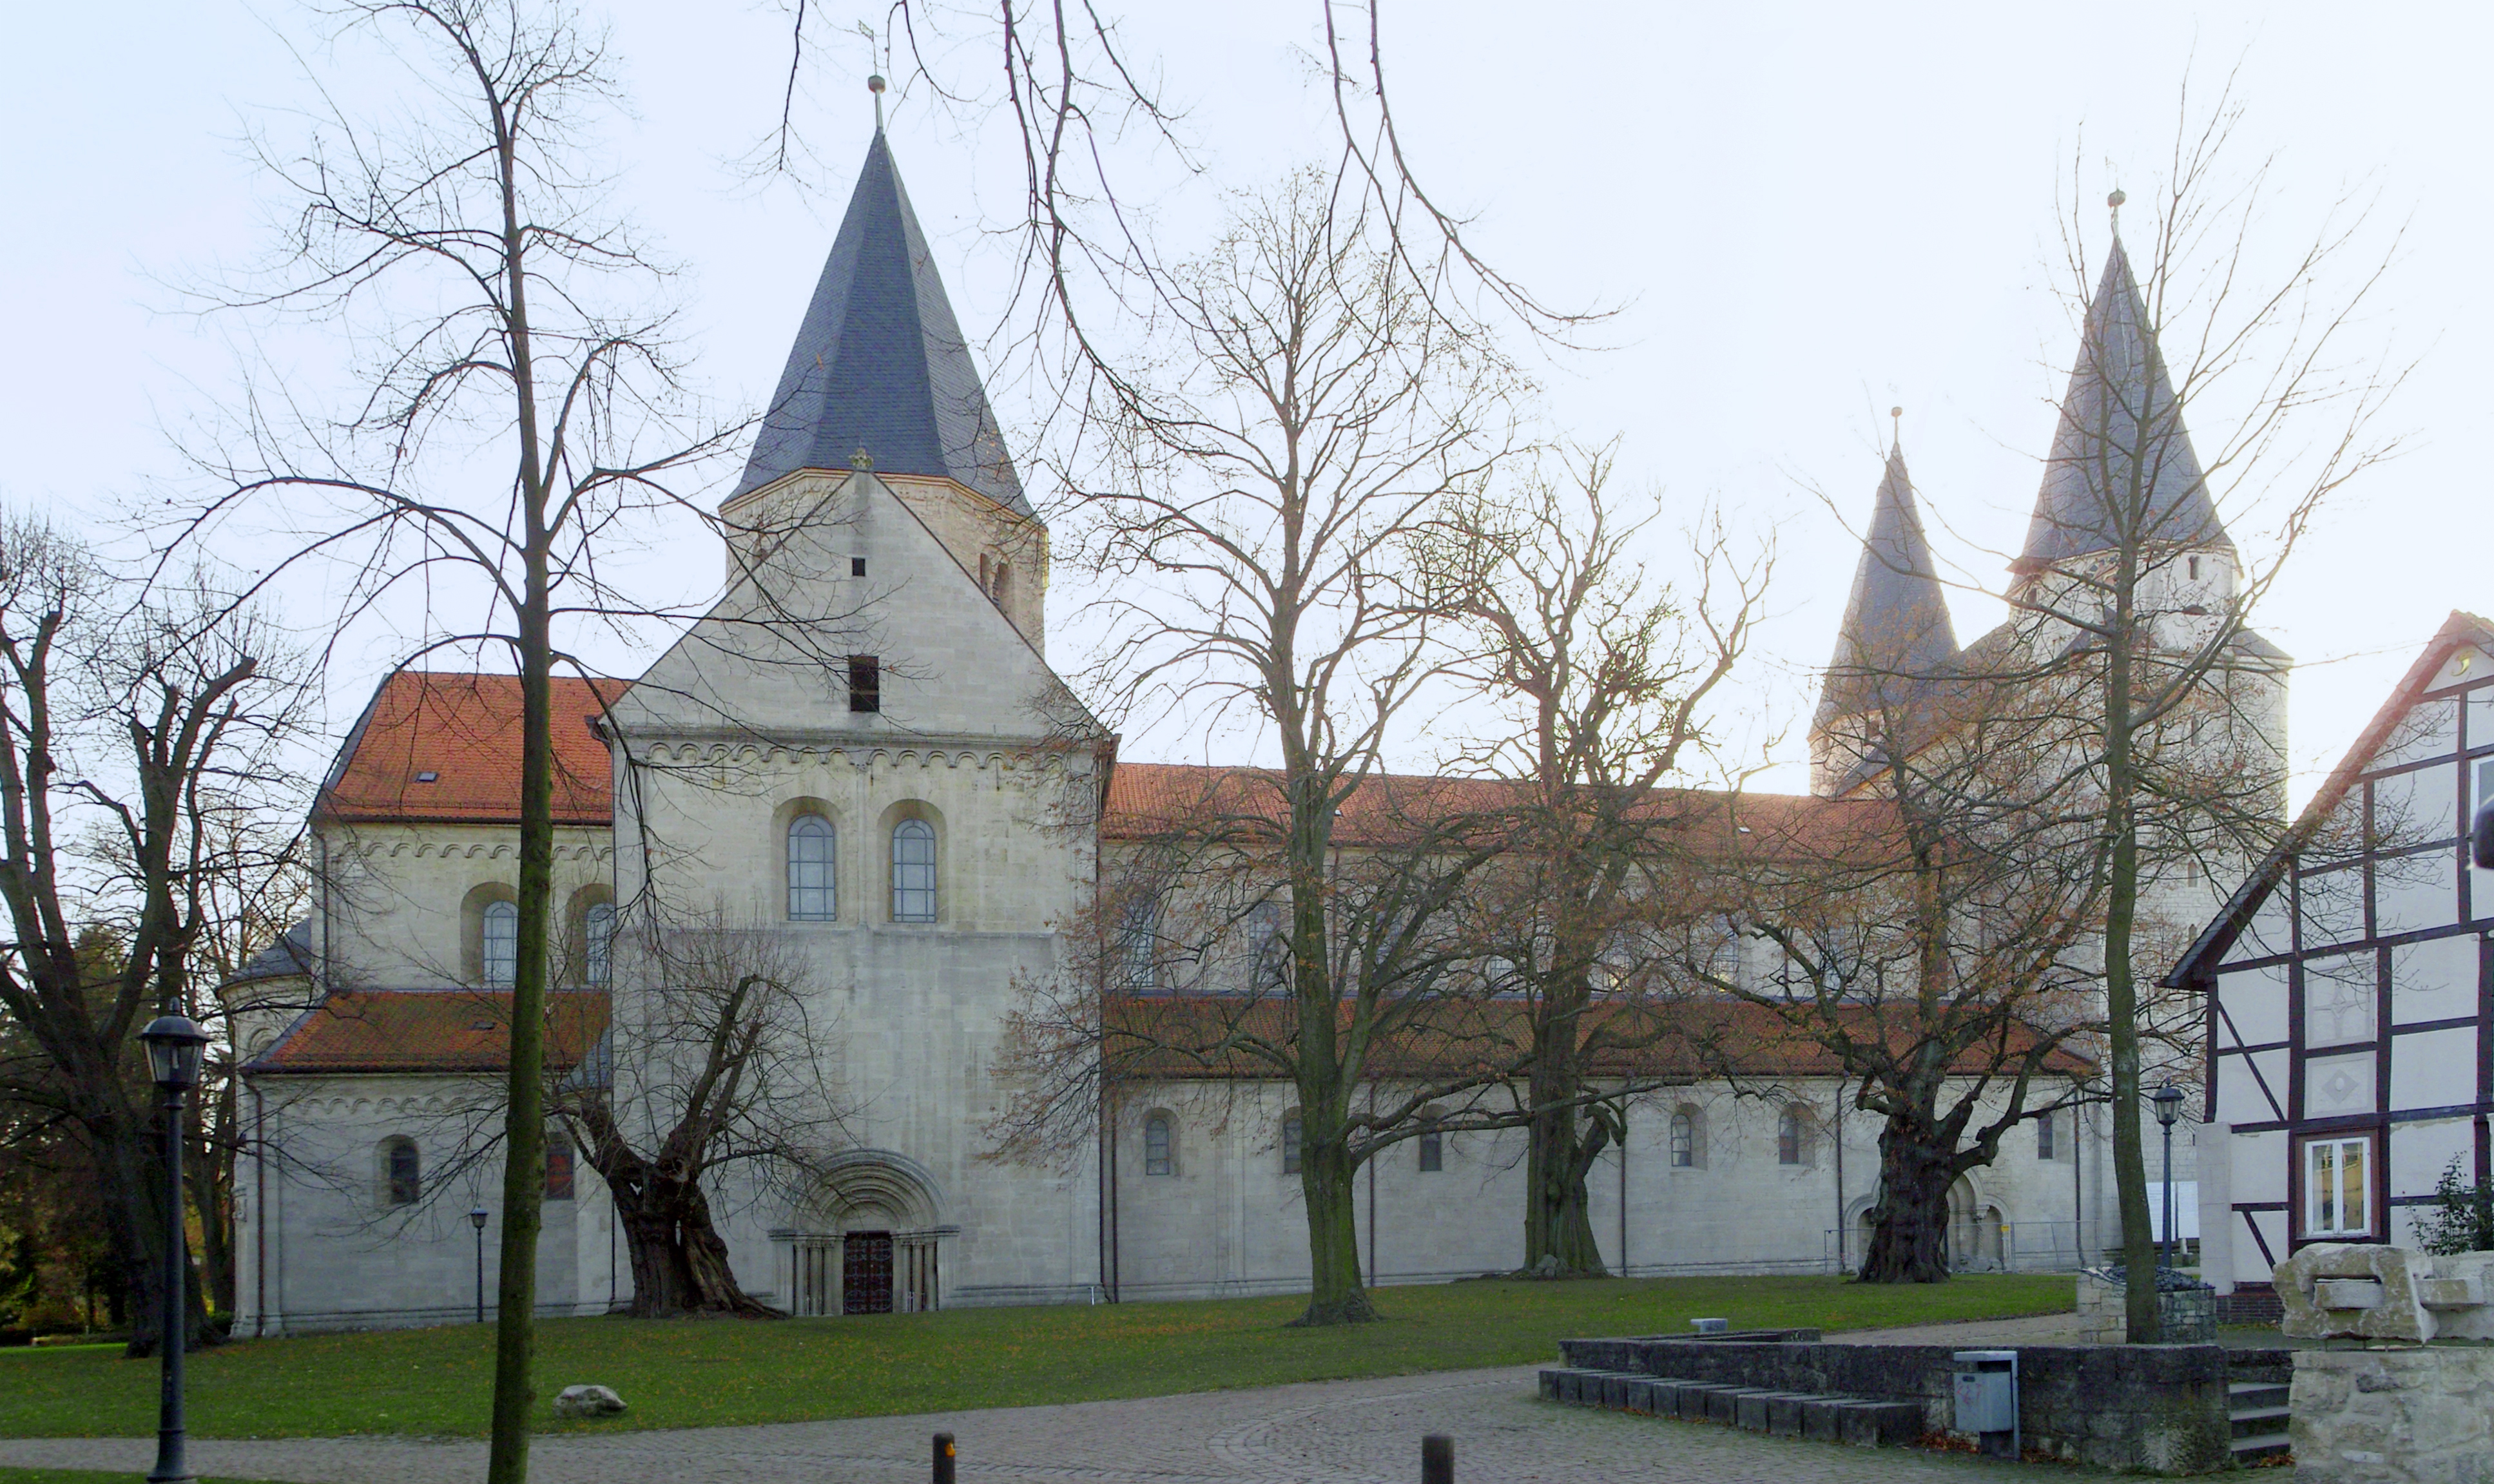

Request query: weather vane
[
  {"left": 2107, "top": 188, "right": 2126, "bottom": 237},
  {"left": 860, "top": 21, "right": 887, "bottom": 133},
  {"left": 1890, "top": 405, "right": 1902, "bottom": 452}
]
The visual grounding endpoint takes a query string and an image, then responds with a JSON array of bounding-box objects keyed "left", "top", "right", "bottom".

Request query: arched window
[
  {"left": 891, "top": 818, "right": 937, "bottom": 922},
  {"left": 584, "top": 901, "right": 615, "bottom": 986},
  {"left": 1118, "top": 893, "right": 1160, "bottom": 990},
  {"left": 1777, "top": 1105, "right": 1809, "bottom": 1166},
  {"left": 1670, "top": 1109, "right": 1697, "bottom": 1168},
  {"left": 1416, "top": 1108, "right": 1444, "bottom": 1173},
  {"left": 788, "top": 814, "right": 836, "bottom": 921},
  {"left": 1143, "top": 1113, "right": 1174, "bottom": 1177},
  {"left": 2036, "top": 1111, "right": 2057, "bottom": 1161},
  {"left": 1247, "top": 901, "right": 1287, "bottom": 992},
  {"left": 1281, "top": 1111, "right": 1303, "bottom": 1175},
  {"left": 481, "top": 900, "right": 519, "bottom": 987},
  {"left": 382, "top": 1137, "right": 420, "bottom": 1206},
  {"left": 545, "top": 1135, "right": 575, "bottom": 1200}
]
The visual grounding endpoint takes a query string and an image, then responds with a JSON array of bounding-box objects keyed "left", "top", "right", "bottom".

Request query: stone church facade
[{"left": 227, "top": 132, "right": 2261, "bottom": 1335}]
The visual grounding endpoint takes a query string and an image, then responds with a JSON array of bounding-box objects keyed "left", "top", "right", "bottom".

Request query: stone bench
[{"left": 1538, "top": 1367, "right": 1923, "bottom": 1447}]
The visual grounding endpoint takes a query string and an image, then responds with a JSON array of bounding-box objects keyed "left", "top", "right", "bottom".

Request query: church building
[{"left": 226, "top": 133, "right": 2260, "bottom": 1333}]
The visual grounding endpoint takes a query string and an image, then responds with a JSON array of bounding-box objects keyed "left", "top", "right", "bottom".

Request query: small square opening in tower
[
  {"left": 848, "top": 655, "right": 880, "bottom": 713},
  {"left": 2187, "top": 556, "right": 2201, "bottom": 580},
  {"left": 851, "top": 556, "right": 868, "bottom": 577}
]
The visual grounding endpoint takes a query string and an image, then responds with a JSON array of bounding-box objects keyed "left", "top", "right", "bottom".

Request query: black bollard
[
  {"left": 933, "top": 1431, "right": 956, "bottom": 1484},
  {"left": 1421, "top": 1432, "right": 1453, "bottom": 1484}
]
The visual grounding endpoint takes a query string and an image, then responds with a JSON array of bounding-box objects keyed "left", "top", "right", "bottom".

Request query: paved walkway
[{"left": 1, "top": 1344, "right": 2153, "bottom": 1484}]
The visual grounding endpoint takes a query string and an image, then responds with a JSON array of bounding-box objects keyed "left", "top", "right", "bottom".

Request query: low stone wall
[
  {"left": 2290, "top": 1347, "right": 2494, "bottom": 1484},
  {"left": 1556, "top": 1336, "right": 2237, "bottom": 1474}
]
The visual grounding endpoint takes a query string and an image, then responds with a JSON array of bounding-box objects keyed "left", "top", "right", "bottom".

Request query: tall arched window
[
  {"left": 1416, "top": 1108, "right": 1444, "bottom": 1173},
  {"left": 1118, "top": 893, "right": 1160, "bottom": 990},
  {"left": 891, "top": 818, "right": 937, "bottom": 921},
  {"left": 1670, "top": 1109, "right": 1696, "bottom": 1168},
  {"left": 382, "top": 1137, "right": 421, "bottom": 1206},
  {"left": 481, "top": 900, "right": 519, "bottom": 987},
  {"left": 1281, "top": 1111, "right": 1303, "bottom": 1175},
  {"left": 1143, "top": 1113, "right": 1174, "bottom": 1177},
  {"left": 788, "top": 814, "right": 836, "bottom": 920},
  {"left": 584, "top": 901, "right": 615, "bottom": 985},
  {"left": 1777, "top": 1105, "right": 1809, "bottom": 1166}
]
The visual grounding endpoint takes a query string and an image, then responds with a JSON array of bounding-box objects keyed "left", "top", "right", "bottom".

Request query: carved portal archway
[{"left": 777, "top": 1150, "right": 952, "bottom": 1317}]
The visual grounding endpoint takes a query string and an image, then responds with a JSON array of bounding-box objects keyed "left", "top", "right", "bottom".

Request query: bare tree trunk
[
  {"left": 1859, "top": 1118, "right": 1954, "bottom": 1284},
  {"left": 1292, "top": 1135, "right": 1373, "bottom": 1327},
  {"left": 1523, "top": 1099, "right": 1609, "bottom": 1276}
]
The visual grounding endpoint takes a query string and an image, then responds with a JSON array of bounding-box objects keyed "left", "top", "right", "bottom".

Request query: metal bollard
[
  {"left": 933, "top": 1431, "right": 956, "bottom": 1484},
  {"left": 1421, "top": 1432, "right": 1453, "bottom": 1484}
]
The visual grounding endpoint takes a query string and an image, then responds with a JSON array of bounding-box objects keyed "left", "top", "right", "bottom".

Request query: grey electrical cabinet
[{"left": 1951, "top": 1350, "right": 2020, "bottom": 1458}]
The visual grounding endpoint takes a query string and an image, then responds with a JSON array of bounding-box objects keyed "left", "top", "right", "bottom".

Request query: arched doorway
[
  {"left": 1945, "top": 1179, "right": 2006, "bottom": 1272},
  {"left": 780, "top": 1151, "right": 948, "bottom": 1316}
]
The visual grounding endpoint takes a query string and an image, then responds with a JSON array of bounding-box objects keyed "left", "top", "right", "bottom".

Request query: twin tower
[{"left": 1808, "top": 235, "right": 2290, "bottom": 802}]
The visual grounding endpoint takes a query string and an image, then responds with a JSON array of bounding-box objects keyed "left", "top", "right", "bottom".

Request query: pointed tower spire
[
  {"left": 2014, "top": 204, "right": 2227, "bottom": 574},
  {"left": 735, "top": 132, "right": 1031, "bottom": 516},
  {"left": 1818, "top": 438, "right": 1959, "bottom": 727}
]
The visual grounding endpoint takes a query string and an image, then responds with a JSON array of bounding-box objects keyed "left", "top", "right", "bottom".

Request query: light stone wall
[
  {"left": 2290, "top": 1347, "right": 2494, "bottom": 1484},
  {"left": 314, "top": 822, "right": 614, "bottom": 990},
  {"left": 231, "top": 1074, "right": 617, "bottom": 1335}
]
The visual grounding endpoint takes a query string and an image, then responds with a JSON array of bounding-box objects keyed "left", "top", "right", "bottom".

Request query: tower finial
[
  {"left": 868, "top": 72, "right": 887, "bottom": 133},
  {"left": 1890, "top": 405, "right": 1902, "bottom": 454},
  {"left": 2107, "top": 187, "right": 2126, "bottom": 239}
]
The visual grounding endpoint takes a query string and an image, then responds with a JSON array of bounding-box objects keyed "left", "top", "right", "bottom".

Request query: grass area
[{"left": 0, "top": 1273, "right": 2071, "bottom": 1441}]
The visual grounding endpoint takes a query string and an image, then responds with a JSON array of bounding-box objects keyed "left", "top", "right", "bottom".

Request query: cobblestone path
[{"left": 0, "top": 1360, "right": 2154, "bottom": 1483}]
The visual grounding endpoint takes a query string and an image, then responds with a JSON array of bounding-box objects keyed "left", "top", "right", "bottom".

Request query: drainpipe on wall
[
  {"left": 1616, "top": 1096, "right": 1629, "bottom": 1276},
  {"left": 1833, "top": 1077, "right": 1847, "bottom": 1275},
  {"left": 1365, "top": 1081, "right": 1378, "bottom": 1289}
]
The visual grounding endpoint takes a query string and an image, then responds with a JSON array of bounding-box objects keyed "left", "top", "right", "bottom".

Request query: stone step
[
  {"left": 1536, "top": 1367, "right": 1922, "bottom": 1448},
  {"left": 2228, "top": 1380, "right": 2290, "bottom": 1410},
  {"left": 2230, "top": 1431, "right": 2292, "bottom": 1462},
  {"left": 2229, "top": 1404, "right": 2292, "bottom": 1440}
]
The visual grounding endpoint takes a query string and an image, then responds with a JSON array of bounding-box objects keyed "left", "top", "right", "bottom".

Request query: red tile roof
[
  {"left": 1100, "top": 761, "right": 1893, "bottom": 858},
  {"left": 320, "top": 671, "right": 624, "bottom": 825},
  {"left": 1105, "top": 995, "right": 2093, "bottom": 1081},
  {"left": 247, "top": 989, "right": 609, "bottom": 1075}
]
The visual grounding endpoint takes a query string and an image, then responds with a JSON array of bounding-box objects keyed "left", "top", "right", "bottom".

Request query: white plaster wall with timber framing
[{"left": 2182, "top": 615, "right": 2494, "bottom": 1296}]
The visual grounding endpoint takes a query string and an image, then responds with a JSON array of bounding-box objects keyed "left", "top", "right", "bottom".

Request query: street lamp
[
  {"left": 469, "top": 1206, "right": 489, "bottom": 1324},
  {"left": 139, "top": 1013, "right": 209, "bottom": 1484},
  {"left": 2151, "top": 1080, "right": 2188, "bottom": 1275}
]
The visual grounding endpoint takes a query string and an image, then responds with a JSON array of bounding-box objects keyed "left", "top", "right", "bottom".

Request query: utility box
[
  {"left": 1690, "top": 1317, "right": 1728, "bottom": 1334},
  {"left": 1951, "top": 1349, "right": 2020, "bottom": 1459}
]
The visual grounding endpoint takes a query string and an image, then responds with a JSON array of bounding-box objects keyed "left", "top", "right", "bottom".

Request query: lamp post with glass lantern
[
  {"left": 2152, "top": 1080, "right": 2187, "bottom": 1274},
  {"left": 139, "top": 1013, "right": 209, "bottom": 1484},
  {"left": 470, "top": 1206, "right": 489, "bottom": 1324}
]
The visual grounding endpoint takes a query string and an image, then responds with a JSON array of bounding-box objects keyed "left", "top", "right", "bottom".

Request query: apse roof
[{"left": 733, "top": 131, "right": 1030, "bottom": 516}]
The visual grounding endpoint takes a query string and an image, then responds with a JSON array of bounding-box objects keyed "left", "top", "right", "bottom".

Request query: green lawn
[
  {"left": 0, "top": 1473, "right": 275, "bottom": 1484},
  {"left": 0, "top": 1273, "right": 2069, "bottom": 1440}
]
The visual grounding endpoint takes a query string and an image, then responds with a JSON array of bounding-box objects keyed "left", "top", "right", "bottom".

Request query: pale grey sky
[{"left": 3, "top": 2, "right": 2479, "bottom": 807}]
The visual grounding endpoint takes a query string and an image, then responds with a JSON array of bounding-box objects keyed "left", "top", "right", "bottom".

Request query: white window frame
[
  {"left": 2303, "top": 1133, "right": 2375, "bottom": 1239},
  {"left": 481, "top": 899, "right": 519, "bottom": 987},
  {"left": 787, "top": 814, "right": 836, "bottom": 921},
  {"left": 891, "top": 819, "right": 938, "bottom": 923}
]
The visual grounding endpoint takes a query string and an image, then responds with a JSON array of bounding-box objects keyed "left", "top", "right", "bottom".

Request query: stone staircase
[
  {"left": 1540, "top": 1366, "right": 1923, "bottom": 1447},
  {"left": 2227, "top": 1353, "right": 2294, "bottom": 1465}
]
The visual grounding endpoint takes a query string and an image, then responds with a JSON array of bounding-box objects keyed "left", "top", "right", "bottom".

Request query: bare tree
[
  {"left": 0, "top": 514, "right": 309, "bottom": 1354},
  {"left": 557, "top": 907, "right": 849, "bottom": 1318},
  {"left": 992, "top": 164, "right": 1523, "bottom": 1325},
  {"left": 1411, "top": 451, "right": 1764, "bottom": 1274},
  {"left": 168, "top": 3, "right": 744, "bottom": 1470}
]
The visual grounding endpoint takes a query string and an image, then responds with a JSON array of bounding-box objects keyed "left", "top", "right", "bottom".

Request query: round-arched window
[
  {"left": 1143, "top": 1113, "right": 1174, "bottom": 1177},
  {"left": 1670, "top": 1109, "right": 1696, "bottom": 1168},
  {"left": 481, "top": 900, "right": 519, "bottom": 987},
  {"left": 583, "top": 901, "right": 615, "bottom": 985},
  {"left": 382, "top": 1137, "right": 420, "bottom": 1206},
  {"left": 891, "top": 818, "right": 936, "bottom": 922},
  {"left": 788, "top": 814, "right": 836, "bottom": 921}
]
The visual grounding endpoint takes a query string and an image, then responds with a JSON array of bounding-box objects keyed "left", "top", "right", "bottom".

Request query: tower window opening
[
  {"left": 849, "top": 656, "right": 880, "bottom": 713},
  {"left": 851, "top": 556, "right": 867, "bottom": 577},
  {"left": 2187, "top": 556, "right": 2201, "bottom": 580}
]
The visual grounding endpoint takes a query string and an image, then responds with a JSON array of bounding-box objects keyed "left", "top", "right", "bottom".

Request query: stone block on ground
[{"left": 552, "top": 1384, "right": 626, "bottom": 1419}]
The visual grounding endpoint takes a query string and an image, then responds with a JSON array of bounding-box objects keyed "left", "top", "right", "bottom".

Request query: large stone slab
[
  {"left": 2276, "top": 1245, "right": 2494, "bottom": 1342},
  {"left": 2292, "top": 1347, "right": 2494, "bottom": 1484}
]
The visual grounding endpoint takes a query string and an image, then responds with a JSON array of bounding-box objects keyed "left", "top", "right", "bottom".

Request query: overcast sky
[{"left": 3, "top": 2, "right": 2480, "bottom": 808}]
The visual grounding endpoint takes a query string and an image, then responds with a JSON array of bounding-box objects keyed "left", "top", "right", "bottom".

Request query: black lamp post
[
  {"left": 469, "top": 1206, "right": 489, "bottom": 1324},
  {"left": 139, "top": 1013, "right": 209, "bottom": 1484},
  {"left": 2152, "top": 1079, "right": 2187, "bottom": 1275}
]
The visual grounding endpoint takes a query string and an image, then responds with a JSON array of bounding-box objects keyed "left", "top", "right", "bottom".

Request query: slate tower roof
[
  {"left": 735, "top": 131, "right": 1031, "bottom": 516},
  {"left": 2015, "top": 236, "right": 2228, "bottom": 574},
  {"left": 1818, "top": 443, "right": 1959, "bottom": 726}
]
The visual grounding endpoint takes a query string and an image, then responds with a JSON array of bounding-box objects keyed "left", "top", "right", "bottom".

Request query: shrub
[{"left": 2413, "top": 1156, "right": 2494, "bottom": 1255}]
